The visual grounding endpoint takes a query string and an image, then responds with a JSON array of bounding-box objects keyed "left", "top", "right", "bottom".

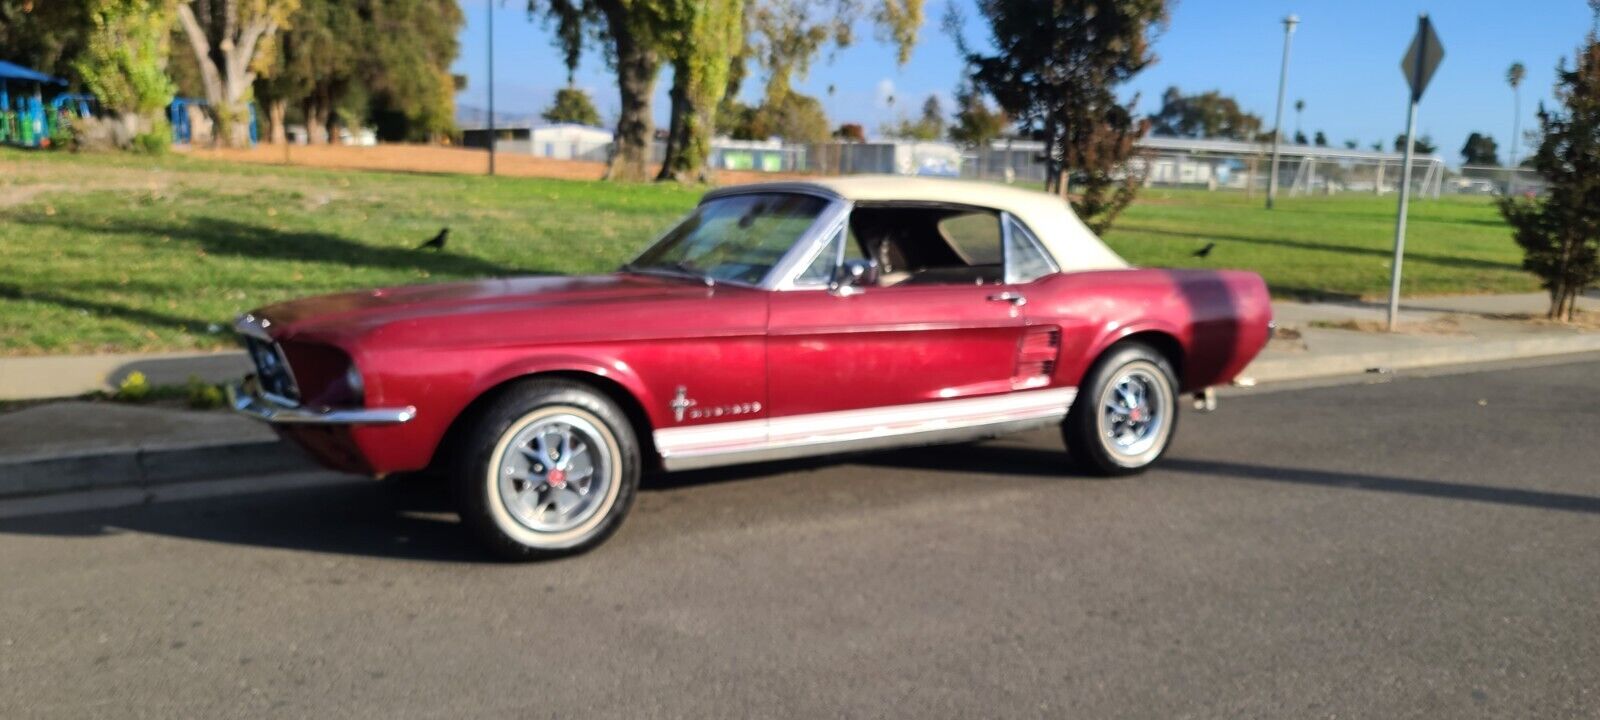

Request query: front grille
[{"left": 245, "top": 337, "right": 300, "bottom": 404}]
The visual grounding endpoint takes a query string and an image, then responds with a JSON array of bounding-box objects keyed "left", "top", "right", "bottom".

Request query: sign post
[{"left": 1388, "top": 14, "right": 1444, "bottom": 331}]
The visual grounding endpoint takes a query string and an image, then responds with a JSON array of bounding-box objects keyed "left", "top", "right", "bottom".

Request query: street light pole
[
  {"left": 486, "top": 0, "right": 496, "bottom": 177},
  {"left": 1266, "top": 14, "right": 1299, "bottom": 210}
]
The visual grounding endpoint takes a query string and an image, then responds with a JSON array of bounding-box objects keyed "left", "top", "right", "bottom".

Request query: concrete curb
[
  {"left": 0, "top": 438, "right": 313, "bottom": 499},
  {"left": 1243, "top": 333, "right": 1600, "bottom": 384}
]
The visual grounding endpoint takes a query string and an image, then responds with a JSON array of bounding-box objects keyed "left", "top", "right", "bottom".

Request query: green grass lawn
[
  {"left": 1103, "top": 187, "right": 1533, "bottom": 301},
  {"left": 0, "top": 149, "right": 1535, "bottom": 356}
]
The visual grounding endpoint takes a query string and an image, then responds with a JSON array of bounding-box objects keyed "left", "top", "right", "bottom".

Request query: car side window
[
  {"left": 1004, "top": 216, "right": 1059, "bottom": 284},
  {"left": 938, "top": 213, "right": 1003, "bottom": 266}
]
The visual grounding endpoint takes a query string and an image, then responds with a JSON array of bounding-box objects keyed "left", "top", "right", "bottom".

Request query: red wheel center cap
[
  {"left": 1129, "top": 409, "right": 1143, "bottom": 423},
  {"left": 547, "top": 469, "right": 567, "bottom": 488}
]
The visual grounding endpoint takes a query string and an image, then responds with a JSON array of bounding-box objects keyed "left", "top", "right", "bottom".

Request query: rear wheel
[
  {"left": 1063, "top": 342, "right": 1179, "bottom": 476},
  {"left": 454, "top": 380, "right": 639, "bottom": 560}
]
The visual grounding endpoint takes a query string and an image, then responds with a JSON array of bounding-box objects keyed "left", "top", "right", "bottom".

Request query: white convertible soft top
[{"left": 706, "top": 175, "right": 1129, "bottom": 272}]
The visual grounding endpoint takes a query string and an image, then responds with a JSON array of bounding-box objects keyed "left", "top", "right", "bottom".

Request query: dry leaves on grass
[{"left": 1307, "top": 315, "right": 1473, "bottom": 336}]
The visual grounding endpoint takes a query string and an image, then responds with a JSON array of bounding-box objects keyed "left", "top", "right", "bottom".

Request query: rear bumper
[{"left": 227, "top": 381, "right": 416, "bottom": 426}]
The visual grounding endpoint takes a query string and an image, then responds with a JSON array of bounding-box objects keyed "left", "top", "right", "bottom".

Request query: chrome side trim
[
  {"left": 227, "top": 383, "right": 416, "bottom": 426},
  {"left": 655, "top": 387, "right": 1076, "bottom": 471},
  {"left": 661, "top": 415, "right": 1062, "bottom": 471}
]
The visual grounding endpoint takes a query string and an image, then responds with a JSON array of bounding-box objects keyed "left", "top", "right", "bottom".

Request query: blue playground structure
[
  {"left": 0, "top": 59, "right": 260, "bottom": 148},
  {"left": 170, "top": 97, "right": 259, "bottom": 145},
  {"left": 0, "top": 60, "right": 70, "bottom": 148}
]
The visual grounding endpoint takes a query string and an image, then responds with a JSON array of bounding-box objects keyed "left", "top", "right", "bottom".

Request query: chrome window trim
[
  {"left": 771, "top": 200, "right": 854, "bottom": 291},
  {"left": 1001, "top": 212, "right": 1061, "bottom": 284}
]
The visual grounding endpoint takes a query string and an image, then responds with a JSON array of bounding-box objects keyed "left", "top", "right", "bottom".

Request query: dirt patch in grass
[
  {"left": 1482, "top": 311, "right": 1600, "bottom": 330},
  {"left": 1307, "top": 315, "right": 1473, "bottom": 336}
]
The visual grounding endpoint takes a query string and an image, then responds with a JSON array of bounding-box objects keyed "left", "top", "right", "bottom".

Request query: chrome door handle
[{"left": 987, "top": 292, "right": 1027, "bottom": 306}]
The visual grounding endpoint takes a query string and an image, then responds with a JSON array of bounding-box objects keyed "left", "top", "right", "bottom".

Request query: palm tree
[
  {"left": 1508, "top": 61, "right": 1526, "bottom": 193},
  {"left": 1293, "top": 98, "right": 1305, "bottom": 136}
]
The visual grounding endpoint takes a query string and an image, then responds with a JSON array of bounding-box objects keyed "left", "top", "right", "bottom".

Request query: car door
[{"left": 765, "top": 207, "right": 1042, "bottom": 428}]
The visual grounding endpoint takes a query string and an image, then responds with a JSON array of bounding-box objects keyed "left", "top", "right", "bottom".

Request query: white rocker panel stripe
[{"left": 655, "top": 387, "right": 1077, "bottom": 460}]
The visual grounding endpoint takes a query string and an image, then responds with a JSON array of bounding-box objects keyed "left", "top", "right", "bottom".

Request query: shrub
[
  {"left": 1498, "top": 39, "right": 1600, "bottom": 321},
  {"left": 115, "top": 371, "right": 151, "bottom": 401},
  {"left": 185, "top": 375, "right": 226, "bottom": 410},
  {"left": 131, "top": 124, "right": 170, "bottom": 155}
]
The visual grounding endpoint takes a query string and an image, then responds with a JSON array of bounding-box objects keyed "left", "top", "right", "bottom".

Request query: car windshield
[{"left": 626, "top": 193, "right": 827, "bottom": 285}]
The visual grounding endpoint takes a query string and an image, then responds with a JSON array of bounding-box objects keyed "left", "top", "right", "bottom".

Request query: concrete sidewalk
[
  {"left": 2, "top": 291, "right": 1597, "bottom": 499},
  {"left": 1249, "top": 291, "right": 1600, "bottom": 382}
]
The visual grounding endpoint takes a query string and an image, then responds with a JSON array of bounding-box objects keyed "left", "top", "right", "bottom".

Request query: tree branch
[{"left": 176, "top": 3, "right": 225, "bottom": 104}]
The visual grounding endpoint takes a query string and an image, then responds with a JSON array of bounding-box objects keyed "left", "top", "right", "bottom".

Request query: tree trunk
[
  {"left": 656, "top": 68, "right": 689, "bottom": 181},
  {"left": 175, "top": 2, "right": 280, "bottom": 148},
  {"left": 265, "top": 99, "right": 287, "bottom": 145},
  {"left": 600, "top": 2, "right": 660, "bottom": 182},
  {"left": 304, "top": 98, "right": 330, "bottom": 145},
  {"left": 656, "top": 0, "right": 742, "bottom": 183}
]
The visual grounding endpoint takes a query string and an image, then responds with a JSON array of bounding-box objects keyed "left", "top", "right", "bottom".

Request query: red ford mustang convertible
[{"left": 230, "top": 177, "right": 1271, "bottom": 559}]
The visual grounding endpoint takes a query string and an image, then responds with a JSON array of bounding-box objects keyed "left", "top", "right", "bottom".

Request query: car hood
[{"left": 254, "top": 273, "right": 741, "bottom": 341}]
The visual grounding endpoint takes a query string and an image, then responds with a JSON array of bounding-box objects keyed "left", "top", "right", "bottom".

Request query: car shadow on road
[
  {"left": 856, "top": 443, "right": 1600, "bottom": 515},
  {"left": 0, "top": 478, "right": 496, "bottom": 564},
  {"left": 2, "top": 444, "right": 1595, "bottom": 563}
]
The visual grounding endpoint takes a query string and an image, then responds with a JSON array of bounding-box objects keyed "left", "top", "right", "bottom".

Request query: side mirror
[{"left": 830, "top": 258, "right": 879, "bottom": 296}]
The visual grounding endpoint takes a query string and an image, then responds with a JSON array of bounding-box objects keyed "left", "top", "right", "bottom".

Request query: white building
[{"left": 462, "top": 123, "right": 614, "bottom": 162}]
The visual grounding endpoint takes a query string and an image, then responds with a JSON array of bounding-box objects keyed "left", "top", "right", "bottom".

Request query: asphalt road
[{"left": 2, "top": 359, "right": 1597, "bottom": 719}]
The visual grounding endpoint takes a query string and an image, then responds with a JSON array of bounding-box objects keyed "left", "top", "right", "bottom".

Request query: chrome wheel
[
  {"left": 1098, "top": 365, "right": 1170, "bottom": 460},
  {"left": 496, "top": 413, "right": 613, "bottom": 535}
]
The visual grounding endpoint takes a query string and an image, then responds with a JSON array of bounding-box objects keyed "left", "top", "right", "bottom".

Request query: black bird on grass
[
  {"left": 1193, "top": 242, "right": 1216, "bottom": 259},
  {"left": 418, "top": 228, "right": 449, "bottom": 251}
]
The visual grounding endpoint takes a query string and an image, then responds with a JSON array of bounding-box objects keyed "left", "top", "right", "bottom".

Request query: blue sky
[{"left": 452, "top": 0, "right": 1595, "bottom": 164}]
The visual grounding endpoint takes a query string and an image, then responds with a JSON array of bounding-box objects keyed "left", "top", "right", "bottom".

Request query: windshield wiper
[{"left": 620, "top": 261, "right": 715, "bottom": 287}]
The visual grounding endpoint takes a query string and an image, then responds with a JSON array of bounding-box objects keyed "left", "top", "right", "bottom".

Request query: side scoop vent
[{"left": 1014, "top": 327, "right": 1061, "bottom": 384}]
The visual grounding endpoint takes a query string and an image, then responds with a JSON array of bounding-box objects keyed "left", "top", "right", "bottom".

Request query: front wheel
[
  {"left": 454, "top": 380, "right": 640, "bottom": 560},
  {"left": 1062, "top": 342, "right": 1179, "bottom": 476}
]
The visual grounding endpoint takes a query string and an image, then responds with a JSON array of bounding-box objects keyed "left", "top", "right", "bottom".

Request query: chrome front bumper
[{"left": 227, "top": 382, "right": 416, "bottom": 425}]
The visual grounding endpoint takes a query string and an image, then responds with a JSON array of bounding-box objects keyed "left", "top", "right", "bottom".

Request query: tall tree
[
  {"left": 364, "top": 0, "right": 463, "bottom": 142},
  {"left": 254, "top": 0, "right": 356, "bottom": 144},
  {"left": 955, "top": 0, "right": 1168, "bottom": 233},
  {"left": 530, "top": 0, "right": 667, "bottom": 180},
  {"left": 886, "top": 93, "right": 945, "bottom": 139},
  {"left": 542, "top": 86, "right": 602, "bottom": 125},
  {"left": 253, "top": 0, "right": 460, "bottom": 145},
  {"left": 1293, "top": 98, "right": 1304, "bottom": 136},
  {"left": 1147, "top": 86, "right": 1262, "bottom": 140},
  {"left": 948, "top": 79, "right": 1006, "bottom": 147},
  {"left": 75, "top": 0, "right": 178, "bottom": 136},
  {"left": 1394, "top": 133, "right": 1436, "bottom": 154},
  {"left": 1499, "top": 38, "right": 1600, "bottom": 321},
  {"left": 656, "top": 0, "right": 744, "bottom": 182},
  {"left": 1460, "top": 132, "right": 1500, "bottom": 166},
  {"left": 1507, "top": 61, "right": 1526, "bottom": 169},
  {"left": 0, "top": 1, "right": 91, "bottom": 80},
  {"left": 176, "top": 0, "right": 301, "bottom": 146}
]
